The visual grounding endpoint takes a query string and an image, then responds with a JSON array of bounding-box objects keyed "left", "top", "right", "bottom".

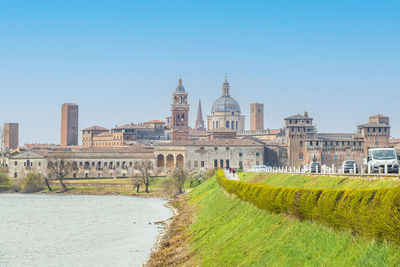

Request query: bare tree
[
  {"left": 47, "top": 152, "right": 73, "bottom": 191},
  {"left": 134, "top": 160, "right": 159, "bottom": 193},
  {"left": 162, "top": 168, "right": 188, "bottom": 196},
  {"left": 42, "top": 173, "right": 53, "bottom": 192},
  {"left": 131, "top": 171, "right": 141, "bottom": 193},
  {"left": 172, "top": 168, "right": 188, "bottom": 194}
]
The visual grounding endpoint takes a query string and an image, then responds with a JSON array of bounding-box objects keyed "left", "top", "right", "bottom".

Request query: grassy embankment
[
  {"left": 240, "top": 172, "right": 400, "bottom": 189},
  {"left": 149, "top": 173, "right": 400, "bottom": 266}
]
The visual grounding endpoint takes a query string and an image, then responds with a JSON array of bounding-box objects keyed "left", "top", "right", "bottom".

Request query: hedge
[{"left": 216, "top": 169, "right": 400, "bottom": 243}]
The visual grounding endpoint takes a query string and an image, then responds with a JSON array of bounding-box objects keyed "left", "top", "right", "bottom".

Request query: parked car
[
  {"left": 341, "top": 160, "right": 359, "bottom": 173},
  {"left": 310, "top": 162, "right": 321, "bottom": 173}
]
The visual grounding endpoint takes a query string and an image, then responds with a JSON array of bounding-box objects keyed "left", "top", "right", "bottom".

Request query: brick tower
[
  {"left": 61, "top": 103, "right": 79, "bottom": 146},
  {"left": 171, "top": 79, "right": 189, "bottom": 141},
  {"left": 3, "top": 123, "right": 19, "bottom": 150},
  {"left": 250, "top": 103, "right": 264, "bottom": 131}
]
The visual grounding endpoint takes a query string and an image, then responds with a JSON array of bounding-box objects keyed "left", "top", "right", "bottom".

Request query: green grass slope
[
  {"left": 240, "top": 173, "right": 400, "bottom": 189},
  {"left": 186, "top": 176, "right": 400, "bottom": 266}
]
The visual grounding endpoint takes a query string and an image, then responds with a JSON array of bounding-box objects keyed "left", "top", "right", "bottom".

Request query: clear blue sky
[{"left": 1, "top": 0, "right": 399, "bottom": 144}]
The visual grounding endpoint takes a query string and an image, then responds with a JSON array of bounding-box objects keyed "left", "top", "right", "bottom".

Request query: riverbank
[{"left": 147, "top": 175, "right": 400, "bottom": 266}]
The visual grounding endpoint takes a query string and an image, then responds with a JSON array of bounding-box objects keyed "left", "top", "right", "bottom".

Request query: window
[
  {"left": 14, "top": 161, "right": 17, "bottom": 166},
  {"left": 239, "top": 161, "right": 243, "bottom": 169},
  {"left": 220, "top": 160, "right": 224, "bottom": 168},
  {"left": 239, "top": 153, "right": 243, "bottom": 157},
  {"left": 214, "top": 147, "right": 218, "bottom": 150},
  {"left": 226, "top": 121, "right": 229, "bottom": 128},
  {"left": 226, "top": 147, "right": 230, "bottom": 150},
  {"left": 214, "top": 160, "right": 218, "bottom": 168},
  {"left": 256, "top": 152, "right": 260, "bottom": 157},
  {"left": 14, "top": 172, "right": 18, "bottom": 178},
  {"left": 299, "top": 153, "right": 303, "bottom": 160},
  {"left": 201, "top": 161, "right": 205, "bottom": 167}
]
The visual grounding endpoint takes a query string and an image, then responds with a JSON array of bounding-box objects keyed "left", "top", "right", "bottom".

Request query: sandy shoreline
[{"left": 143, "top": 200, "right": 179, "bottom": 267}]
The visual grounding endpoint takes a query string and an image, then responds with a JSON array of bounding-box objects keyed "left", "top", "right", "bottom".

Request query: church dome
[
  {"left": 211, "top": 76, "right": 241, "bottom": 113},
  {"left": 175, "top": 78, "right": 185, "bottom": 93},
  {"left": 211, "top": 95, "right": 241, "bottom": 113}
]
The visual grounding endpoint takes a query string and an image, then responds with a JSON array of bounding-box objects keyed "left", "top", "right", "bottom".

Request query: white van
[{"left": 364, "top": 148, "right": 399, "bottom": 173}]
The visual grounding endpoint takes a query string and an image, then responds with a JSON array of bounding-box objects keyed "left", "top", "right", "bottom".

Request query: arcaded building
[
  {"left": 61, "top": 103, "right": 79, "bottom": 146},
  {"left": 207, "top": 76, "right": 245, "bottom": 131},
  {"left": 8, "top": 144, "right": 154, "bottom": 179},
  {"left": 155, "top": 138, "right": 264, "bottom": 171}
]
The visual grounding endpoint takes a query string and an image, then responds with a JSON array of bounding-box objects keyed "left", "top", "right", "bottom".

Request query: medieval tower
[
  {"left": 61, "top": 103, "right": 79, "bottom": 146},
  {"left": 250, "top": 103, "right": 264, "bottom": 131},
  {"left": 171, "top": 78, "right": 189, "bottom": 141}
]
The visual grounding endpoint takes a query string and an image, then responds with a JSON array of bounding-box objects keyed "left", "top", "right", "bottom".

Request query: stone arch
[
  {"left": 84, "top": 161, "right": 90, "bottom": 170},
  {"left": 176, "top": 154, "right": 184, "bottom": 168},
  {"left": 157, "top": 154, "right": 165, "bottom": 168},
  {"left": 166, "top": 154, "right": 174, "bottom": 168}
]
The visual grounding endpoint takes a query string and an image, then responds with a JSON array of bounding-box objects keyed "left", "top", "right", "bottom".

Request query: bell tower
[{"left": 171, "top": 78, "right": 190, "bottom": 141}]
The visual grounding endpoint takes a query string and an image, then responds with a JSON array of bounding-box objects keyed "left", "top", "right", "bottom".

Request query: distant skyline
[{"left": 1, "top": 0, "right": 399, "bottom": 145}]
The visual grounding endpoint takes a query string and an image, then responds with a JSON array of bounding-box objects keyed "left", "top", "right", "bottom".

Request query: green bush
[
  {"left": 23, "top": 173, "right": 44, "bottom": 193},
  {"left": 216, "top": 169, "right": 400, "bottom": 243}
]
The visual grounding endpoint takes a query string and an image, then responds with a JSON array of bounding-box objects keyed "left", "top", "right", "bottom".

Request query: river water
[{"left": 0, "top": 193, "right": 172, "bottom": 267}]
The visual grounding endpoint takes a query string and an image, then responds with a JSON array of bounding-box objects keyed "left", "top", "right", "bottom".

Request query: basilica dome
[
  {"left": 211, "top": 77, "right": 241, "bottom": 113},
  {"left": 211, "top": 95, "right": 241, "bottom": 113}
]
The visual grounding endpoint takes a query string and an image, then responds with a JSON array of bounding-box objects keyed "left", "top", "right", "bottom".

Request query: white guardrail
[{"left": 251, "top": 164, "right": 400, "bottom": 179}]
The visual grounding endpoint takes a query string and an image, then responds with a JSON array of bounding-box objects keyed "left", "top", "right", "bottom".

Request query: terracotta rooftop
[
  {"left": 269, "top": 129, "right": 283, "bottom": 135},
  {"left": 144, "top": 120, "right": 166, "bottom": 124},
  {"left": 357, "top": 122, "right": 390, "bottom": 128},
  {"left": 94, "top": 132, "right": 113, "bottom": 137},
  {"left": 211, "top": 127, "right": 236, "bottom": 133},
  {"left": 285, "top": 113, "right": 312, "bottom": 120},
  {"left": 82, "top": 126, "right": 108, "bottom": 131},
  {"left": 112, "top": 124, "right": 152, "bottom": 130},
  {"left": 157, "top": 138, "right": 264, "bottom": 147}
]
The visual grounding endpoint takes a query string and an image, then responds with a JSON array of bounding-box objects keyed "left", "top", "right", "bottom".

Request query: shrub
[
  {"left": 0, "top": 167, "right": 10, "bottom": 186},
  {"left": 216, "top": 169, "right": 400, "bottom": 243},
  {"left": 23, "top": 173, "right": 44, "bottom": 193}
]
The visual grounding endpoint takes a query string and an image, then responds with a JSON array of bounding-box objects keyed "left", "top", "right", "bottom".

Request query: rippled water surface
[{"left": 0, "top": 193, "right": 172, "bottom": 267}]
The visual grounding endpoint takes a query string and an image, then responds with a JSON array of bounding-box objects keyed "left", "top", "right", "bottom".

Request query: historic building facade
[
  {"left": 82, "top": 121, "right": 167, "bottom": 148},
  {"left": 8, "top": 145, "right": 154, "bottom": 179},
  {"left": 155, "top": 139, "right": 264, "bottom": 171},
  {"left": 284, "top": 113, "right": 391, "bottom": 167},
  {"left": 207, "top": 76, "right": 245, "bottom": 131}
]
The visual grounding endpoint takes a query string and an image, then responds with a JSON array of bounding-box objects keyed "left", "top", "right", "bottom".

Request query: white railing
[{"left": 256, "top": 164, "right": 400, "bottom": 179}]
